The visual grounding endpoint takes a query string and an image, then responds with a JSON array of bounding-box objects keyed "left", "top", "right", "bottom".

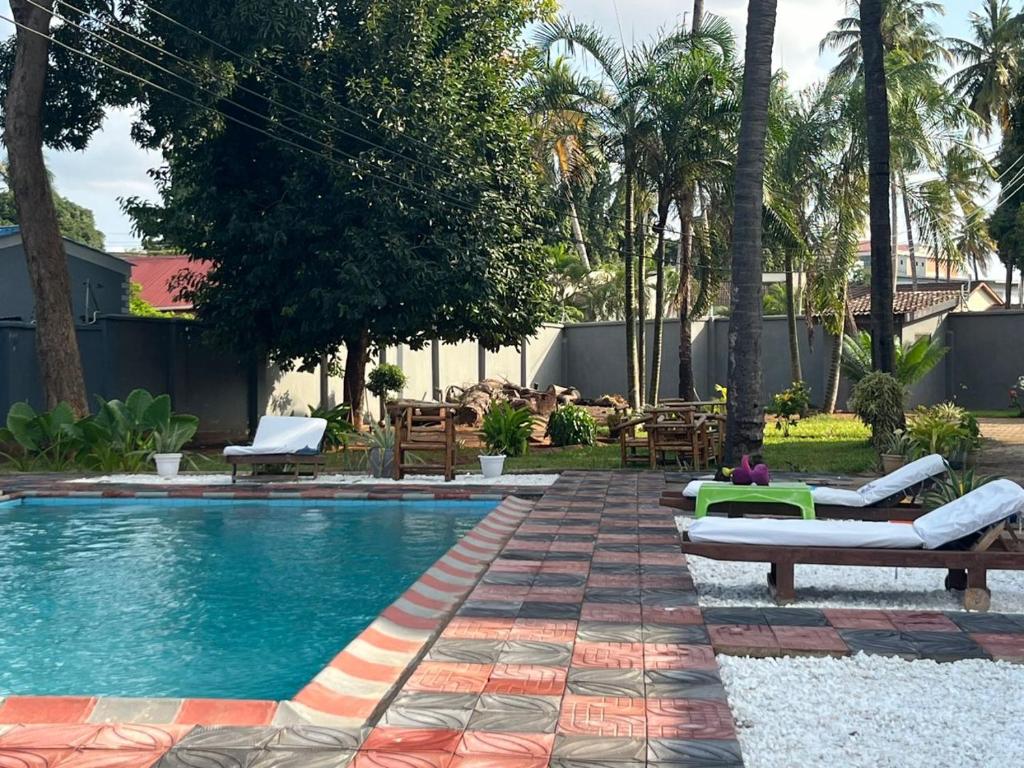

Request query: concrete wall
[{"left": 946, "top": 311, "right": 1024, "bottom": 409}]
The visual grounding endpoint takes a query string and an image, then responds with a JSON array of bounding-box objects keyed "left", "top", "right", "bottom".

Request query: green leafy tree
[
  {"left": 0, "top": 161, "right": 104, "bottom": 248},
  {"left": 125, "top": 0, "right": 553, "bottom": 428}
]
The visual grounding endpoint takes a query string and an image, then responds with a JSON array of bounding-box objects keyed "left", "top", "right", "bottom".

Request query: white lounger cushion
[
  {"left": 912, "top": 479, "right": 1024, "bottom": 549},
  {"left": 688, "top": 517, "right": 924, "bottom": 549},
  {"left": 686, "top": 455, "right": 947, "bottom": 508},
  {"left": 856, "top": 454, "right": 947, "bottom": 505},
  {"left": 223, "top": 416, "right": 328, "bottom": 457}
]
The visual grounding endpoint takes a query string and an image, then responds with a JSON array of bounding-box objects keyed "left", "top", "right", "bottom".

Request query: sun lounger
[
  {"left": 662, "top": 454, "right": 947, "bottom": 521},
  {"left": 223, "top": 416, "right": 328, "bottom": 482},
  {"left": 680, "top": 479, "right": 1024, "bottom": 610}
]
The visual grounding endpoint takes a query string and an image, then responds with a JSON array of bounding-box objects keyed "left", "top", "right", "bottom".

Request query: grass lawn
[
  {"left": 970, "top": 408, "right": 1021, "bottom": 419},
  {"left": 762, "top": 415, "right": 876, "bottom": 474}
]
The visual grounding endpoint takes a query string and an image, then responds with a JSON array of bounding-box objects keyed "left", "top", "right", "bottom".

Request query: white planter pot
[
  {"left": 479, "top": 454, "right": 506, "bottom": 479},
  {"left": 154, "top": 453, "right": 183, "bottom": 479}
]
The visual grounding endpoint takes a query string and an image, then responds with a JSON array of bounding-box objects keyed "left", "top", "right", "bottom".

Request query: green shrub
[
  {"left": 366, "top": 364, "right": 407, "bottom": 401},
  {"left": 769, "top": 381, "right": 811, "bottom": 436},
  {"left": 546, "top": 404, "right": 597, "bottom": 447},
  {"left": 309, "top": 403, "right": 354, "bottom": 450},
  {"left": 848, "top": 372, "right": 905, "bottom": 449},
  {"left": 923, "top": 465, "right": 995, "bottom": 509},
  {"left": 481, "top": 401, "right": 534, "bottom": 457},
  {"left": 905, "top": 402, "right": 982, "bottom": 462},
  {"left": 842, "top": 331, "right": 948, "bottom": 388},
  {"left": 0, "top": 401, "right": 81, "bottom": 470}
]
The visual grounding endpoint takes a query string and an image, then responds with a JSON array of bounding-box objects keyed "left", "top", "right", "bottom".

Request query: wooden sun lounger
[
  {"left": 227, "top": 453, "right": 326, "bottom": 482},
  {"left": 661, "top": 490, "right": 926, "bottom": 522},
  {"left": 680, "top": 523, "right": 1023, "bottom": 611}
]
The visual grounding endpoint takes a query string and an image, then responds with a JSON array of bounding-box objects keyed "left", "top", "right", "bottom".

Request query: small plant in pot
[
  {"left": 359, "top": 422, "right": 396, "bottom": 478},
  {"left": 151, "top": 415, "right": 199, "bottom": 479},
  {"left": 878, "top": 430, "right": 912, "bottom": 473},
  {"left": 479, "top": 402, "right": 534, "bottom": 478}
]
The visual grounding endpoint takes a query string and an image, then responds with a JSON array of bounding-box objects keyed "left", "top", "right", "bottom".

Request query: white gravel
[
  {"left": 676, "top": 516, "right": 1024, "bottom": 613},
  {"left": 718, "top": 654, "right": 1024, "bottom": 768},
  {"left": 66, "top": 473, "right": 559, "bottom": 486}
]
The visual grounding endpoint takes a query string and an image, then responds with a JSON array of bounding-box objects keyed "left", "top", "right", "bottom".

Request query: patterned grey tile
[
  {"left": 519, "top": 601, "right": 581, "bottom": 619},
  {"left": 643, "top": 624, "right": 710, "bottom": 645},
  {"left": 584, "top": 588, "right": 642, "bottom": 604},
  {"left": 703, "top": 608, "right": 766, "bottom": 625},
  {"left": 499, "top": 640, "right": 573, "bottom": 665},
  {"left": 457, "top": 601, "right": 522, "bottom": 618},
  {"left": 641, "top": 589, "right": 699, "bottom": 608},
  {"left": 156, "top": 747, "right": 254, "bottom": 768},
  {"left": 426, "top": 639, "right": 504, "bottom": 663},
  {"left": 945, "top": 612, "right": 1024, "bottom": 634},
  {"left": 552, "top": 734, "right": 647, "bottom": 761},
  {"left": 648, "top": 738, "right": 744, "bottom": 766},
  {"left": 274, "top": 726, "right": 366, "bottom": 751},
  {"left": 381, "top": 693, "right": 477, "bottom": 730},
  {"left": 475, "top": 693, "right": 561, "bottom": 715},
  {"left": 466, "top": 709, "right": 558, "bottom": 733},
  {"left": 576, "top": 621, "right": 643, "bottom": 642},
  {"left": 838, "top": 630, "right": 919, "bottom": 658},
  {"left": 533, "top": 573, "right": 587, "bottom": 587},
  {"left": 550, "top": 761, "right": 644, "bottom": 768},
  {"left": 176, "top": 727, "right": 281, "bottom": 749},
  {"left": 645, "top": 670, "right": 726, "bottom": 700},
  {"left": 482, "top": 573, "right": 536, "bottom": 586},
  {"left": 250, "top": 749, "right": 354, "bottom": 768},
  {"left": 761, "top": 608, "right": 828, "bottom": 627},
  {"left": 567, "top": 668, "right": 645, "bottom": 697},
  {"left": 901, "top": 631, "right": 989, "bottom": 660}
]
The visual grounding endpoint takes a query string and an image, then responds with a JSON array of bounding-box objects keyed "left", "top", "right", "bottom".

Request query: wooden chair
[
  {"left": 391, "top": 402, "right": 457, "bottom": 481},
  {"left": 646, "top": 407, "right": 714, "bottom": 470},
  {"left": 617, "top": 414, "right": 652, "bottom": 467}
]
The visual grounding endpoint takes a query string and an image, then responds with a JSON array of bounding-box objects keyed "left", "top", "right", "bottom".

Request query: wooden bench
[
  {"left": 391, "top": 402, "right": 457, "bottom": 482},
  {"left": 227, "top": 453, "right": 325, "bottom": 483}
]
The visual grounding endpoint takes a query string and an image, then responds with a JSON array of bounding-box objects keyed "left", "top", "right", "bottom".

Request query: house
[
  {"left": 846, "top": 281, "right": 1003, "bottom": 337},
  {"left": 0, "top": 226, "right": 130, "bottom": 321},
  {"left": 855, "top": 239, "right": 967, "bottom": 282},
  {"left": 125, "top": 252, "right": 210, "bottom": 313}
]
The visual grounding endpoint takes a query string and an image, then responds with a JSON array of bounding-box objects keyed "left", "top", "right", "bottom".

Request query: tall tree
[
  {"left": 724, "top": 0, "right": 777, "bottom": 462},
  {"left": 860, "top": 0, "right": 895, "bottom": 372},
  {"left": 0, "top": 162, "right": 105, "bottom": 248}
]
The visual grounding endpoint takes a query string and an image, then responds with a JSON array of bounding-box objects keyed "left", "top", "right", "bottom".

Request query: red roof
[{"left": 127, "top": 254, "right": 210, "bottom": 311}]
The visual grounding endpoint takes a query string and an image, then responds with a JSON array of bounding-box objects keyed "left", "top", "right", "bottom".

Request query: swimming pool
[{"left": 0, "top": 497, "right": 493, "bottom": 700}]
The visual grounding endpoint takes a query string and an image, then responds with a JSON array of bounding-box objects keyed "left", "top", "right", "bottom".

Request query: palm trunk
[
  {"left": 635, "top": 197, "right": 646, "bottom": 406},
  {"left": 623, "top": 165, "right": 640, "bottom": 409},
  {"left": 784, "top": 249, "right": 802, "bottom": 383},
  {"left": 567, "top": 195, "right": 591, "bottom": 270},
  {"left": 319, "top": 352, "right": 330, "bottom": 409},
  {"left": 861, "top": 0, "right": 896, "bottom": 373},
  {"left": 823, "top": 285, "right": 850, "bottom": 414},
  {"left": 1007, "top": 260, "right": 1014, "bottom": 306},
  {"left": 649, "top": 198, "right": 669, "bottom": 405},
  {"left": 890, "top": 179, "right": 899, "bottom": 287},
  {"left": 900, "top": 171, "right": 918, "bottom": 289},
  {"left": 724, "top": 0, "right": 777, "bottom": 463},
  {"left": 692, "top": 0, "right": 704, "bottom": 30},
  {"left": 343, "top": 331, "right": 370, "bottom": 430},
  {"left": 5, "top": 0, "right": 88, "bottom": 415},
  {"left": 677, "top": 194, "right": 696, "bottom": 400}
]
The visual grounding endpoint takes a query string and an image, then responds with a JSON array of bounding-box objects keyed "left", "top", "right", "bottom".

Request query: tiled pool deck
[{"left": 1, "top": 471, "right": 1023, "bottom": 767}]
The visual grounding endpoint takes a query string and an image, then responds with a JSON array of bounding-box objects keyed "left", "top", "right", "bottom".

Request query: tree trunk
[
  {"left": 861, "top": 0, "right": 896, "bottom": 373},
  {"left": 343, "top": 332, "right": 370, "bottom": 430},
  {"left": 649, "top": 198, "right": 669, "bottom": 405},
  {"left": 567, "top": 195, "right": 591, "bottom": 270},
  {"left": 4, "top": 0, "right": 88, "bottom": 416},
  {"left": 635, "top": 195, "right": 646, "bottom": 406},
  {"left": 692, "top": 0, "right": 704, "bottom": 30},
  {"left": 677, "top": 194, "right": 696, "bottom": 400},
  {"left": 623, "top": 165, "right": 640, "bottom": 409},
  {"left": 823, "top": 285, "right": 851, "bottom": 414},
  {"left": 784, "top": 249, "right": 802, "bottom": 383},
  {"left": 724, "top": 0, "right": 777, "bottom": 463},
  {"left": 890, "top": 179, "right": 899, "bottom": 287},
  {"left": 319, "top": 352, "right": 330, "bottom": 409},
  {"left": 900, "top": 171, "right": 918, "bottom": 289},
  {"left": 1006, "top": 260, "right": 1013, "bottom": 305}
]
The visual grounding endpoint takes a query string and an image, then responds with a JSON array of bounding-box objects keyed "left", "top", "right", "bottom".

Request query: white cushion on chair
[
  {"left": 683, "top": 479, "right": 722, "bottom": 498},
  {"left": 857, "top": 454, "right": 947, "bottom": 505},
  {"left": 912, "top": 479, "right": 1024, "bottom": 549},
  {"left": 688, "top": 517, "right": 925, "bottom": 549},
  {"left": 223, "top": 416, "right": 327, "bottom": 456},
  {"left": 811, "top": 487, "right": 867, "bottom": 507}
]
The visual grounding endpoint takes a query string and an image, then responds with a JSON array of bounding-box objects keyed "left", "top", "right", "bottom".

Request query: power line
[{"left": 22, "top": 1, "right": 479, "bottom": 212}]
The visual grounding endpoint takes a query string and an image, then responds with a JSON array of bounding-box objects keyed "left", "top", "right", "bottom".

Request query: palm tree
[
  {"left": 859, "top": 0, "right": 896, "bottom": 372},
  {"left": 724, "top": 0, "right": 778, "bottom": 462},
  {"left": 948, "top": 0, "right": 1022, "bottom": 136}
]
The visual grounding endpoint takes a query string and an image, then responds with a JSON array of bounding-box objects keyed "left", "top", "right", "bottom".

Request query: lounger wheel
[
  {"left": 963, "top": 587, "right": 991, "bottom": 612},
  {"left": 944, "top": 569, "right": 967, "bottom": 592}
]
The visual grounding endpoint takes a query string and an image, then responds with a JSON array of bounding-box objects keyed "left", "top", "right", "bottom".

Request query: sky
[{"left": 0, "top": 0, "right": 987, "bottom": 250}]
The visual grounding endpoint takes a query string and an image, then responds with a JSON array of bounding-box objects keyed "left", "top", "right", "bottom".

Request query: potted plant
[
  {"left": 367, "top": 364, "right": 408, "bottom": 421},
  {"left": 359, "top": 422, "right": 396, "bottom": 478},
  {"left": 904, "top": 403, "right": 983, "bottom": 469},
  {"left": 848, "top": 371, "right": 906, "bottom": 457},
  {"left": 151, "top": 415, "right": 199, "bottom": 479},
  {"left": 479, "top": 402, "right": 534, "bottom": 478},
  {"left": 879, "top": 429, "right": 912, "bottom": 473}
]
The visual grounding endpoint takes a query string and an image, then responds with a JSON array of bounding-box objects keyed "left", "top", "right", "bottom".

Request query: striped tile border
[{"left": 0, "top": 495, "right": 532, "bottom": 730}]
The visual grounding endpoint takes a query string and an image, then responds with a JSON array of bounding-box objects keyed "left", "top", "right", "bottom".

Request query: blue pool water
[{"left": 0, "top": 497, "right": 492, "bottom": 699}]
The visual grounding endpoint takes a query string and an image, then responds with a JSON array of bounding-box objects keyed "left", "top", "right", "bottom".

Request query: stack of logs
[{"left": 445, "top": 379, "right": 581, "bottom": 426}]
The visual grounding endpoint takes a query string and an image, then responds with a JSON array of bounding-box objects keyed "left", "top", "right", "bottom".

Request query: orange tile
[
  {"left": 456, "top": 731, "right": 553, "bottom": 758},
  {"left": 507, "top": 620, "right": 577, "bottom": 643},
  {"left": 448, "top": 757, "right": 548, "bottom": 768},
  {"left": 352, "top": 749, "right": 453, "bottom": 768},
  {"left": 173, "top": 699, "right": 276, "bottom": 726},
  {"left": 440, "top": 619, "right": 513, "bottom": 641},
  {"left": 83, "top": 725, "right": 192, "bottom": 751},
  {"left": 51, "top": 750, "right": 166, "bottom": 767},
  {"left": 643, "top": 643, "right": 718, "bottom": 670},
  {"left": 0, "top": 749, "right": 73, "bottom": 768},
  {"left": 0, "top": 727, "right": 104, "bottom": 750},
  {"left": 363, "top": 727, "right": 462, "bottom": 753},
  {"left": 484, "top": 665, "right": 566, "bottom": 696},
  {"left": 0, "top": 698, "right": 96, "bottom": 725},
  {"left": 405, "top": 663, "right": 493, "bottom": 694},
  {"left": 571, "top": 642, "right": 644, "bottom": 669},
  {"left": 293, "top": 683, "right": 378, "bottom": 719}
]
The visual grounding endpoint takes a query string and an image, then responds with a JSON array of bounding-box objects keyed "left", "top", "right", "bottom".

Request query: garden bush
[
  {"left": 769, "top": 381, "right": 811, "bottom": 435},
  {"left": 367, "top": 364, "right": 407, "bottom": 402},
  {"left": 848, "top": 372, "right": 905, "bottom": 449},
  {"left": 481, "top": 401, "right": 534, "bottom": 457},
  {"left": 904, "top": 402, "right": 981, "bottom": 463},
  {"left": 546, "top": 405, "right": 597, "bottom": 447}
]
